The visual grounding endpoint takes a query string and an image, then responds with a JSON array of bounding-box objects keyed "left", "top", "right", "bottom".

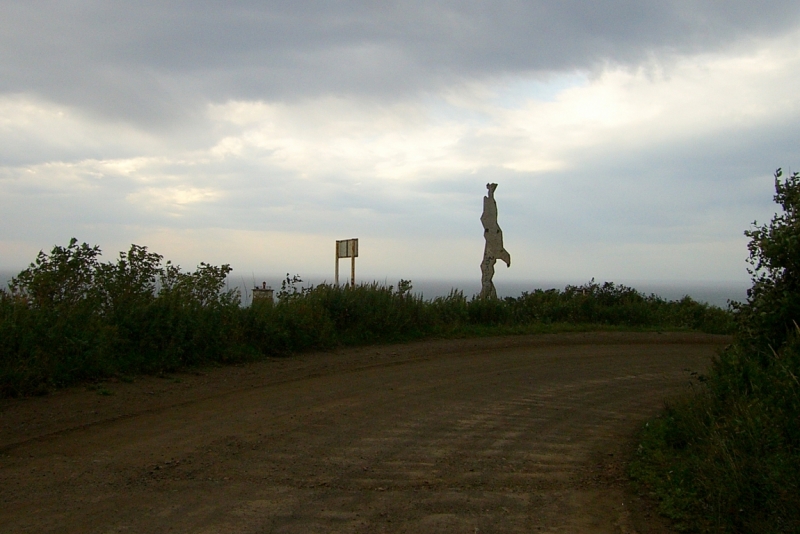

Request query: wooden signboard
[{"left": 335, "top": 238, "right": 358, "bottom": 287}]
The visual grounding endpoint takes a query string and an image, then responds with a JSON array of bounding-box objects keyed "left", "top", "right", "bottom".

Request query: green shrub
[
  {"left": 632, "top": 337, "right": 800, "bottom": 532},
  {"left": 0, "top": 241, "right": 733, "bottom": 397},
  {"left": 0, "top": 239, "right": 242, "bottom": 395},
  {"left": 736, "top": 168, "right": 800, "bottom": 351},
  {"left": 632, "top": 168, "right": 800, "bottom": 532}
]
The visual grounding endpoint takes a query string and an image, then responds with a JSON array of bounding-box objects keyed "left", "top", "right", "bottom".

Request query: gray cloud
[
  {"left": 3, "top": 1, "right": 800, "bottom": 127},
  {"left": 2, "top": 1, "right": 799, "bottom": 286},
  {"left": 500, "top": 117, "right": 799, "bottom": 252}
]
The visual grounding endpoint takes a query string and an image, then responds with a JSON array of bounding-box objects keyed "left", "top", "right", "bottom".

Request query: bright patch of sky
[{"left": 492, "top": 73, "right": 591, "bottom": 107}]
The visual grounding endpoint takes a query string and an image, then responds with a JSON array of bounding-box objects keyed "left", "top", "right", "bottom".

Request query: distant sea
[
  {"left": 228, "top": 275, "right": 748, "bottom": 308},
  {"left": 1, "top": 269, "right": 748, "bottom": 309},
  {"left": 406, "top": 279, "right": 748, "bottom": 309}
]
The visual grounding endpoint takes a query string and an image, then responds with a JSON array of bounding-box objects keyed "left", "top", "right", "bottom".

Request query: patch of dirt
[{"left": 0, "top": 332, "right": 727, "bottom": 533}]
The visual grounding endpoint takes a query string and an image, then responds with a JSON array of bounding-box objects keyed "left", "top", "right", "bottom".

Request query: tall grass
[
  {"left": 630, "top": 335, "right": 800, "bottom": 532},
  {"left": 0, "top": 239, "right": 733, "bottom": 398}
]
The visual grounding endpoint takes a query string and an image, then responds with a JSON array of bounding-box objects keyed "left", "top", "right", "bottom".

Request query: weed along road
[{"left": 0, "top": 332, "right": 727, "bottom": 533}]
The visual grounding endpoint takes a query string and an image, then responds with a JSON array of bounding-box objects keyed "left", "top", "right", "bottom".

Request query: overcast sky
[{"left": 2, "top": 1, "right": 800, "bottom": 290}]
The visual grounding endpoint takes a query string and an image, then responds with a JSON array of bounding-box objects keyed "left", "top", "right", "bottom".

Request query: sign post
[{"left": 335, "top": 238, "right": 358, "bottom": 288}]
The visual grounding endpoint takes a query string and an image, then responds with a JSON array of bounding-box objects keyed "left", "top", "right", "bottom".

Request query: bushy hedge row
[
  {"left": 0, "top": 240, "right": 245, "bottom": 396},
  {"left": 631, "top": 169, "right": 800, "bottom": 533},
  {"left": 470, "top": 282, "right": 732, "bottom": 333},
  {"left": 0, "top": 238, "right": 732, "bottom": 397}
]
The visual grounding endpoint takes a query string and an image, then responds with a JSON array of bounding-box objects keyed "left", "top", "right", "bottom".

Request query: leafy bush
[
  {"left": 0, "top": 240, "right": 733, "bottom": 397},
  {"left": 632, "top": 169, "right": 800, "bottom": 532},
  {"left": 495, "top": 280, "right": 732, "bottom": 333},
  {"left": 736, "top": 168, "right": 800, "bottom": 351},
  {"left": 0, "top": 239, "right": 241, "bottom": 396}
]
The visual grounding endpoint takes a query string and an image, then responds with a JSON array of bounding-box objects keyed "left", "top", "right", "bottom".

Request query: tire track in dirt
[{"left": 0, "top": 333, "right": 726, "bottom": 533}]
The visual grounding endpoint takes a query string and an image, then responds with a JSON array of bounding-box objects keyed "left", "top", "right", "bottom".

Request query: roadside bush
[
  {"left": 467, "top": 295, "right": 511, "bottom": 325},
  {"left": 0, "top": 240, "right": 733, "bottom": 397},
  {"left": 736, "top": 168, "right": 800, "bottom": 351},
  {"left": 0, "top": 239, "right": 241, "bottom": 396},
  {"left": 429, "top": 289, "right": 469, "bottom": 328},
  {"left": 632, "top": 168, "right": 800, "bottom": 532},
  {"left": 484, "top": 280, "right": 733, "bottom": 333}
]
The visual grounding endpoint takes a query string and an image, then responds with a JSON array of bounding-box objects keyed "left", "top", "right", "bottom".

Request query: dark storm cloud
[{"left": 2, "top": 1, "right": 800, "bottom": 127}]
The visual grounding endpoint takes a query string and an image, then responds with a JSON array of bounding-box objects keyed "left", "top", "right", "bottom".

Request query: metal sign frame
[{"left": 335, "top": 238, "right": 358, "bottom": 287}]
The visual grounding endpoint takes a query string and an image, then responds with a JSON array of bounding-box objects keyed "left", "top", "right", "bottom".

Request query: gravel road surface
[{"left": 0, "top": 332, "right": 727, "bottom": 533}]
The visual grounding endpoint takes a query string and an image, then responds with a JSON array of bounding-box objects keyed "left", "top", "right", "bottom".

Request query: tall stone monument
[{"left": 480, "top": 183, "right": 511, "bottom": 299}]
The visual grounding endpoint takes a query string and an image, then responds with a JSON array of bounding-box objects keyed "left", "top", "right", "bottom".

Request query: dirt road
[{"left": 0, "top": 332, "right": 727, "bottom": 533}]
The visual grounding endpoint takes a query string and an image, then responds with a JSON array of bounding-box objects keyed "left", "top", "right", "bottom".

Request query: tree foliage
[
  {"left": 633, "top": 168, "right": 800, "bottom": 533},
  {"left": 738, "top": 168, "right": 800, "bottom": 350},
  {"left": 0, "top": 240, "right": 238, "bottom": 396}
]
